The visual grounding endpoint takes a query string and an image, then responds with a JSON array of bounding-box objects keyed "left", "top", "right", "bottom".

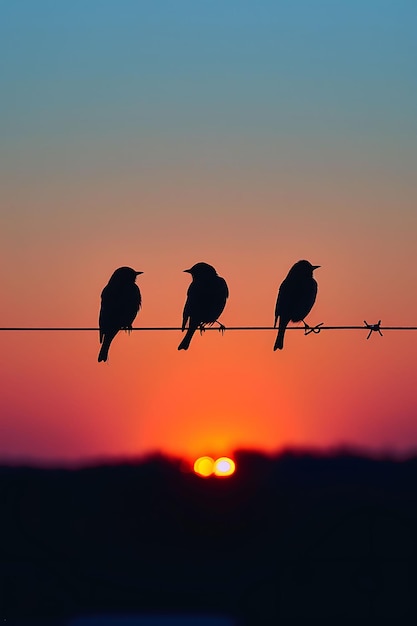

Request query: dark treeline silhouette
[{"left": 1, "top": 450, "right": 417, "bottom": 624}]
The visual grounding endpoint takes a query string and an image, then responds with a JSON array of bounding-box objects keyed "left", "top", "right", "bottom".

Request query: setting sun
[
  {"left": 213, "top": 457, "right": 236, "bottom": 477},
  {"left": 193, "top": 456, "right": 215, "bottom": 477},
  {"left": 193, "top": 456, "right": 236, "bottom": 477}
]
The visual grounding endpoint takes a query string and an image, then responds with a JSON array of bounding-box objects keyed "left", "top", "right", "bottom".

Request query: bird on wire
[
  {"left": 98, "top": 266, "right": 142, "bottom": 362},
  {"left": 178, "top": 262, "right": 229, "bottom": 351},
  {"left": 274, "top": 260, "right": 319, "bottom": 351}
]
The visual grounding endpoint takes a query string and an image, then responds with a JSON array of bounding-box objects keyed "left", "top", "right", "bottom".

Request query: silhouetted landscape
[{"left": 1, "top": 450, "right": 417, "bottom": 624}]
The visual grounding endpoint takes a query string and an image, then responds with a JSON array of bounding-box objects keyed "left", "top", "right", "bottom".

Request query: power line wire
[{"left": 1, "top": 325, "right": 417, "bottom": 332}]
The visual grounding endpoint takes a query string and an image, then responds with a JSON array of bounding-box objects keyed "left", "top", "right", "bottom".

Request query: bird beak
[
  {"left": 312, "top": 265, "right": 320, "bottom": 270},
  {"left": 183, "top": 269, "right": 192, "bottom": 273},
  {"left": 135, "top": 271, "right": 143, "bottom": 275}
]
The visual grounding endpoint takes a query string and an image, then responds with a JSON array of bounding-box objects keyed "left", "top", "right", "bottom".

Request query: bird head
[
  {"left": 184, "top": 262, "right": 218, "bottom": 278},
  {"left": 289, "top": 260, "right": 320, "bottom": 278},
  {"left": 109, "top": 267, "right": 143, "bottom": 283}
]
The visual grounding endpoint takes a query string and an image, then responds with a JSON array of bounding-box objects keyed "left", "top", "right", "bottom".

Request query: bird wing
[
  {"left": 274, "top": 295, "right": 280, "bottom": 328},
  {"left": 126, "top": 285, "right": 141, "bottom": 326},
  {"left": 182, "top": 276, "right": 229, "bottom": 328},
  {"left": 216, "top": 276, "right": 229, "bottom": 317},
  {"left": 203, "top": 276, "right": 228, "bottom": 323},
  {"left": 219, "top": 277, "right": 229, "bottom": 300},
  {"left": 274, "top": 280, "right": 287, "bottom": 328},
  {"left": 300, "top": 279, "right": 318, "bottom": 319},
  {"left": 289, "top": 278, "right": 318, "bottom": 322},
  {"left": 99, "top": 284, "right": 141, "bottom": 338},
  {"left": 181, "top": 283, "right": 194, "bottom": 331},
  {"left": 99, "top": 285, "right": 110, "bottom": 342}
]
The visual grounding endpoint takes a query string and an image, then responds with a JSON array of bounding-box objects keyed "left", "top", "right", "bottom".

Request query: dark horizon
[
  {"left": 1, "top": 450, "right": 416, "bottom": 623},
  {"left": 1, "top": 443, "right": 417, "bottom": 470}
]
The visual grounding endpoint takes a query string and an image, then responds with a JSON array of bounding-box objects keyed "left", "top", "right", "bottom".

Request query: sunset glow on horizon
[
  {"left": 193, "top": 456, "right": 236, "bottom": 477},
  {"left": 1, "top": 1, "right": 417, "bottom": 465}
]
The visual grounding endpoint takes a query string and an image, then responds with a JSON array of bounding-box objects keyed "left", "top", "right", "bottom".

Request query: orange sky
[
  {"left": 1, "top": 167, "right": 417, "bottom": 464},
  {"left": 1, "top": 2, "right": 417, "bottom": 464}
]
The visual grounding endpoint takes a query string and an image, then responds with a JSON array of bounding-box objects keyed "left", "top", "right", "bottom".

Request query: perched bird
[
  {"left": 98, "top": 266, "right": 142, "bottom": 362},
  {"left": 274, "top": 260, "right": 319, "bottom": 351},
  {"left": 178, "top": 262, "right": 229, "bottom": 351}
]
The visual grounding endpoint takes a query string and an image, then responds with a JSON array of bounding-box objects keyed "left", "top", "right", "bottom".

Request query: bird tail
[
  {"left": 177, "top": 327, "right": 196, "bottom": 351},
  {"left": 98, "top": 336, "right": 112, "bottom": 362},
  {"left": 273, "top": 325, "right": 286, "bottom": 351}
]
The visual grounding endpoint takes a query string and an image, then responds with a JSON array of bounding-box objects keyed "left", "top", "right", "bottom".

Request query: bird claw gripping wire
[
  {"left": 304, "top": 322, "right": 324, "bottom": 336},
  {"left": 198, "top": 322, "right": 226, "bottom": 336},
  {"left": 364, "top": 320, "right": 383, "bottom": 340}
]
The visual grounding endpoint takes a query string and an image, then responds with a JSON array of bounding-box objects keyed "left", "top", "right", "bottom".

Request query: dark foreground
[{"left": 1, "top": 450, "right": 417, "bottom": 625}]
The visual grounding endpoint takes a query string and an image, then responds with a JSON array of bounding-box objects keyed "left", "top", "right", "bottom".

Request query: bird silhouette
[
  {"left": 98, "top": 266, "right": 142, "bottom": 362},
  {"left": 178, "top": 262, "right": 229, "bottom": 351},
  {"left": 274, "top": 260, "right": 319, "bottom": 351}
]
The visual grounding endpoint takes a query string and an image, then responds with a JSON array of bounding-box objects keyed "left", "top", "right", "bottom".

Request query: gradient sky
[{"left": 1, "top": 0, "right": 417, "bottom": 464}]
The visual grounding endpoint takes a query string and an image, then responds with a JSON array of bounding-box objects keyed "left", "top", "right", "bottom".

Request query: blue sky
[{"left": 2, "top": 0, "right": 416, "bottom": 144}]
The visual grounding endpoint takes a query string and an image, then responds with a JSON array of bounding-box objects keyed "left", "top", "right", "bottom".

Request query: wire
[{"left": 1, "top": 326, "right": 417, "bottom": 332}]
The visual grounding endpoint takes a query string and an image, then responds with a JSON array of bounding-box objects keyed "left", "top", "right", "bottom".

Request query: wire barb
[
  {"left": 364, "top": 320, "right": 383, "bottom": 340},
  {"left": 304, "top": 322, "right": 324, "bottom": 336}
]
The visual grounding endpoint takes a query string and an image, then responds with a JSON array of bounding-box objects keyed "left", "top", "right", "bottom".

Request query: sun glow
[
  {"left": 193, "top": 456, "right": 215, "bottom": 477},
  {"left": 214, "top": 457, "right": 236, "bottom": 476},
  {"left": 193, "top": 456, "right": 236, "bottom": 477}
]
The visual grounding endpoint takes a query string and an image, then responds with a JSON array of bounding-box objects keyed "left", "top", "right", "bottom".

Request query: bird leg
[
  {"left": 199, "top": 321, "right": 226, "bottom": 335},
  {"left": 215, "top": 321, "right": 226, "bottom": 335}
]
